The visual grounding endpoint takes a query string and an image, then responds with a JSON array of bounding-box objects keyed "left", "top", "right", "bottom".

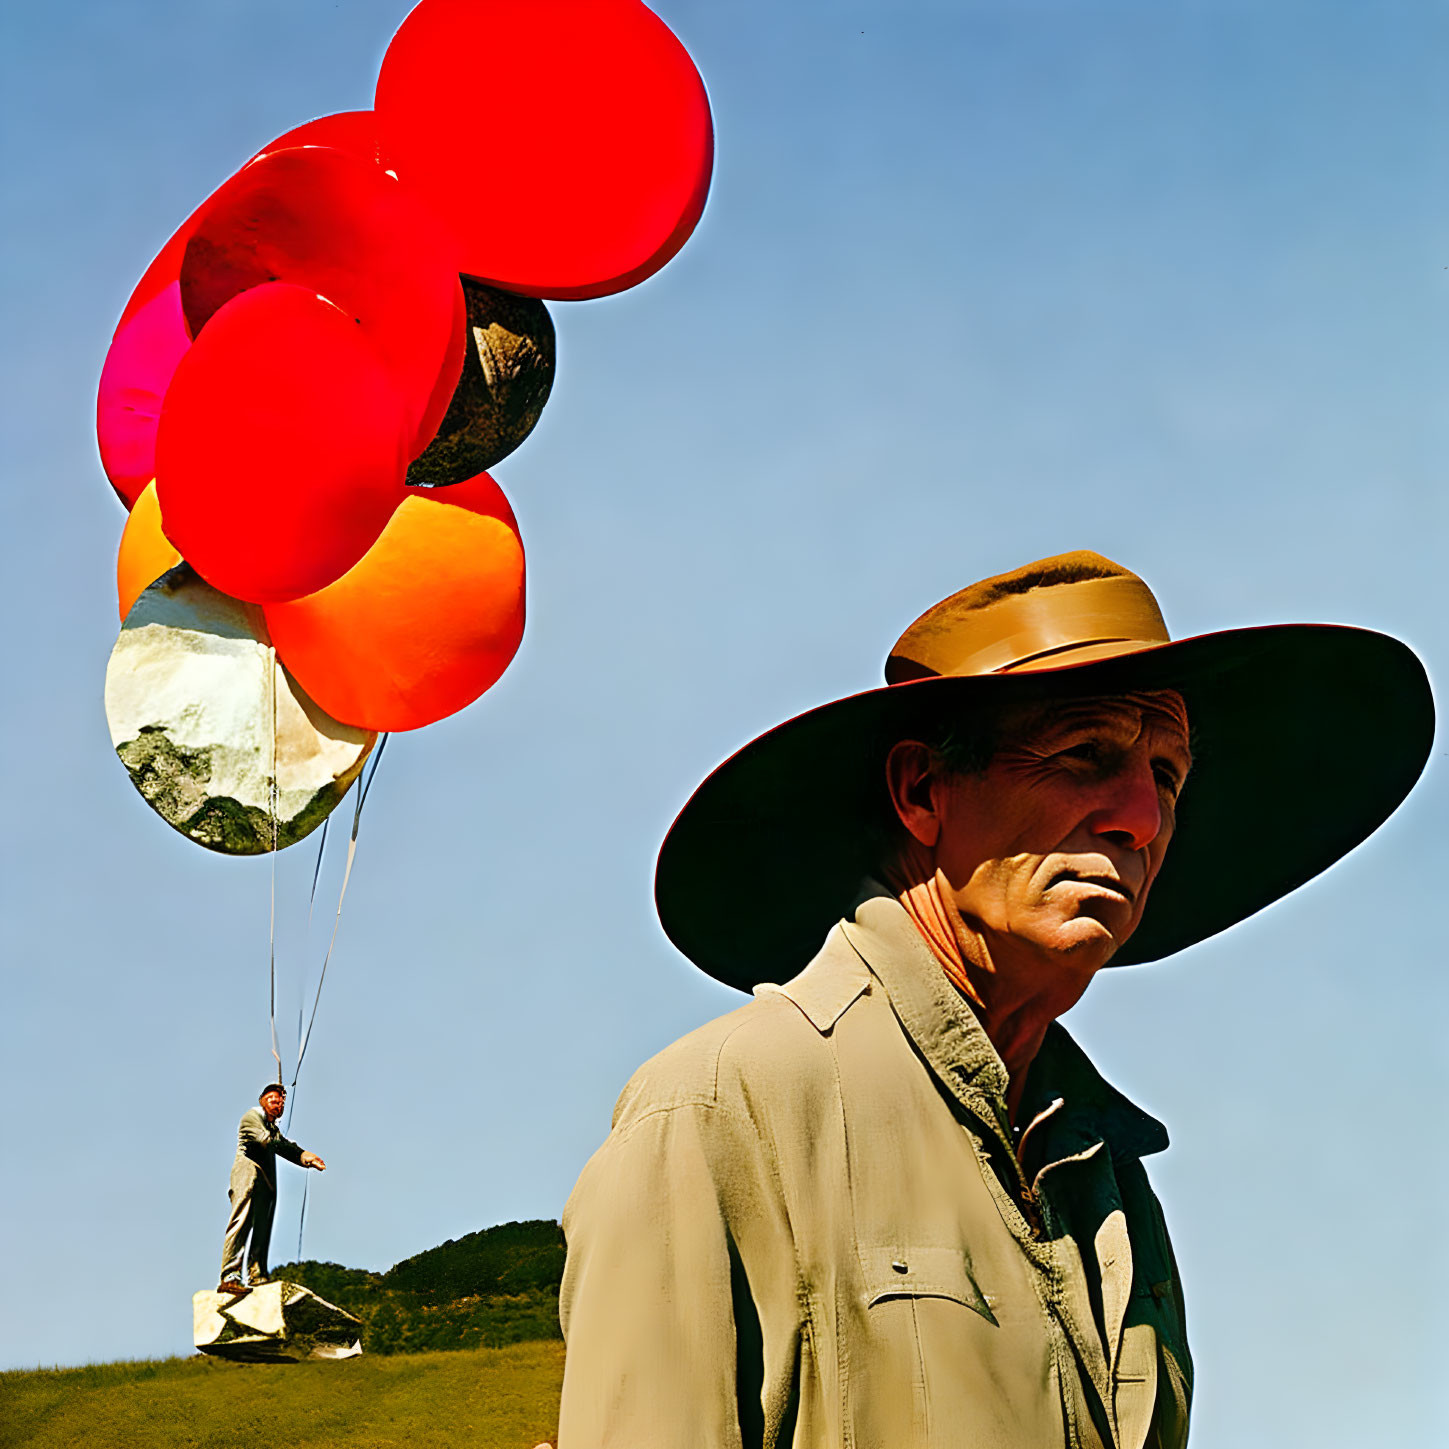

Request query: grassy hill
[
  {"left": 0, "top": 1220, "right": 569, "bottom": 1447},
  {"left": 1, "top": 1341, "right": 563, "bottom": 1449},
  {"left": 272, "top": 1217, "right": 566, "bottom": 1356}
]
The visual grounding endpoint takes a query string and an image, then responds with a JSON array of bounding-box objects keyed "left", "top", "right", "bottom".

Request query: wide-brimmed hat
[{"left": 655, "top": 551, "right": 1434, "bottom": 991}]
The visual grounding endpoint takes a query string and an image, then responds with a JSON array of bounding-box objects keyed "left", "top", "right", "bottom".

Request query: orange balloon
[
  {"left": 117, "top": 481, "right": 183, "bottom": 621},
  {"left": 264, "top": 474, "right": 525, "bottom": 732}
]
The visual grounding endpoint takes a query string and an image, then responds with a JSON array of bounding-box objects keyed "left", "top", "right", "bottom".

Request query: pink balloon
[{"left": 96, "top": 283, "right": 191, "bottom": 509}]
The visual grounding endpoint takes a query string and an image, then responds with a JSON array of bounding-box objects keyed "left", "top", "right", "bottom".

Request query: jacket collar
[
  {"left": 1019, "top": 1023, "right": 1169, "bottom": 1173},
  {"left": 756, "top": 927, "right": 872, "bottom": 1032}
]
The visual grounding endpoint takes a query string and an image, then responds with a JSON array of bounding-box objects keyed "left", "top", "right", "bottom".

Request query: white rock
[
  {"left": 193, "top": 1281, "right": 363, "bottom": 1361},
  {"left": 105, "top": 565, "right": 376, "bottom": 854}
]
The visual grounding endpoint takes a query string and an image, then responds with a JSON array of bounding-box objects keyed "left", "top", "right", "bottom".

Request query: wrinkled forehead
[{"left": 1004, "top": 688, "right": 1191, "bottom": 748}]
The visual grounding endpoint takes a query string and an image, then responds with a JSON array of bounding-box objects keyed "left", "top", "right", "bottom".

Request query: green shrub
[{"left": 270, "top": 1220, "right": 565, "bottom": 1357}]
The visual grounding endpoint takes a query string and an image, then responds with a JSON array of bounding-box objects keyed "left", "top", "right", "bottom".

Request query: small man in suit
[{"left": 218, "top": 1083, "right": 325, "bottom": 1294}]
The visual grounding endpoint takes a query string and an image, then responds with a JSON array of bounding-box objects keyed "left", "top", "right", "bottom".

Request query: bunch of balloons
[{"left": 100, "top": 0, "right": 712, "bottom": 849}]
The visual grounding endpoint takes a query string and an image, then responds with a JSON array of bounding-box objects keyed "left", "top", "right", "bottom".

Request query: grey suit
[{"left": 219, "top": 1107, "right": 307, "bottom": 1283}]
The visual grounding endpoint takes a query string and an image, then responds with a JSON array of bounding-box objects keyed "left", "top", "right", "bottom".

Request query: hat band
[{"left": 891, "top": 574, "right": 1171, "bottom": 678}]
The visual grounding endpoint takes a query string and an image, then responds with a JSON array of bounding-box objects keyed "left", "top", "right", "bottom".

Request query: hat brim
[{"left": 655, "top": 624, "right": 1434, "bottom": 991}]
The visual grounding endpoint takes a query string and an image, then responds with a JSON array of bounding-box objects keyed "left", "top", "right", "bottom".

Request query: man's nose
[{"left": 1087, "top": 762, "right": 1163, "bottom": 851}]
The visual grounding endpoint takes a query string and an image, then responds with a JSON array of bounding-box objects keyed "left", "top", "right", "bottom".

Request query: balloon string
[
  {"left": 292, "top": 734, "right": 388, "bottom": 1087},
  {"left": 357, "top": 733, "right": 387, "bottom": 815},
  {"left": 282, "top": 806, "right": 335, "bottom": 1132},
  {"left": 268, "top": 644, "right": 282, "bottom": 1088},
  {"left": 296, "top": 1173, "right": 310, "bottom": 1265},
  {"left": 287, "top": 735, "right": 386, "bottom": 1264},
  {"left": 307, "top": 817, "right": 330, "bottom": 927},
  {"left": 298, "top": 816, "right": 329, "bottom": 1073}
]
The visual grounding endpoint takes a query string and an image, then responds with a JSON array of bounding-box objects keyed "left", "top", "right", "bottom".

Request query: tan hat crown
[{"left": 885, "top": 551, "right": 1171, "bottom": 684}]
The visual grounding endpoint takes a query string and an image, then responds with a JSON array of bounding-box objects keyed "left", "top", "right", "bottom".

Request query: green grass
[{"left": 0, "top": 1340, "right": 563, "bottom": 1449}]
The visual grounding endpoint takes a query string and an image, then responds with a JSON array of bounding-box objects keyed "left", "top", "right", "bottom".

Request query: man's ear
[{"left": 884, "top": 740, "right": 943, "bottom": 848}]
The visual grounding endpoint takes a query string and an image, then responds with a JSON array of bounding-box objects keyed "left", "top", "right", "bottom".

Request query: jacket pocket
[{"left": 860, "top": 1245, "right": 997, "bottom": 1325}]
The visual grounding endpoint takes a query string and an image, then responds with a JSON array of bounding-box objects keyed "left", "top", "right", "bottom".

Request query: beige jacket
[{"left": 559, "top": 893, "right": 1192, "bottom": 1448}]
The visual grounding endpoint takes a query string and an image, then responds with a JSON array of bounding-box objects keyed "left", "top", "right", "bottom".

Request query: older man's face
[
  {"left": 260, "top": 1089, "right": 286, "bottom": 1121},
  {"left": 932, "top": 691, "right": 1191, "bottom": 974}
]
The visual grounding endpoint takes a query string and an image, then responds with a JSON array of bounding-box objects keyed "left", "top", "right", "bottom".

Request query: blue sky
[{"left": 2, "top": 2, "right": 1445, "bottom": 1445}]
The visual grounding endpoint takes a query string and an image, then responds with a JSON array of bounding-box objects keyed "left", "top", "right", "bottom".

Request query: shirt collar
[
  {"left": 840, "top": 884, "right": 1168, "bottom": 1168},
  {"left": 842, "top": 885, "right": 1012, "bottom": 1130}
]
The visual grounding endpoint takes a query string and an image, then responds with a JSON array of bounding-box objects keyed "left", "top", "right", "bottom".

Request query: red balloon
[
  {"left": 155, "top": 282, "right": 409, "bottom": 603},
  {"left": 96, "top": 282, "right": 190, "bottom": 508},
  {"left": 179, "top": 146, "right": 464, "bottom": 456},
  {"left": 414, "top": 280, "right": 470, "bottom": 458},
  {"left": 375, "top": 0, "right": 713, "bottom": 299},
  {"left": 260, "top": 110, "right": 386, "bottom": 166},
  {"left": 113, "top": 112, "right": 385, "bottom": 336}
]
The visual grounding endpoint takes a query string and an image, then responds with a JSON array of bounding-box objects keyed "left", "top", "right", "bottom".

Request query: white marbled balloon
[{"left": 105, "top": 565, "right": 377, "bottom": 854}]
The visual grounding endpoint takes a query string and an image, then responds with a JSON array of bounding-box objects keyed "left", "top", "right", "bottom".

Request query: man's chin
[{"left": 1041, "top": 913, "right": 1128, "bottom": 966}]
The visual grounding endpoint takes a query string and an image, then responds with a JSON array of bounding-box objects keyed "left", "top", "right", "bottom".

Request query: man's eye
[
  {"left": 1059, "top": 741, "right": 1103, "bottom": 765},
  {"left": 1154, "top": 765, "right": 1182, "bottom": 798}
]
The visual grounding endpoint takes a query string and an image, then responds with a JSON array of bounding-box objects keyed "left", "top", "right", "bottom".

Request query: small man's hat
[{"left": 655, "top": 551, "right": 1434, "bottom": 991}]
